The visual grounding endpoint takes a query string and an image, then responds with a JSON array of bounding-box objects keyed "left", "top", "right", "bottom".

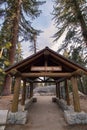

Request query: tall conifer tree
[
  {"left": 53, "top": 0, "right": 87, "bottom": 48},
  {"left": 0, "top": 0, "right": 45, "bottom": 95}
]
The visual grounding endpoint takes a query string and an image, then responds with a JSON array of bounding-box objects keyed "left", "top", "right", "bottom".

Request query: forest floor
[
  {"left": 0, "top": 92, "right": 87, "bottom": 112},
  {"left": 0, "top": 94, "right": 87, "bottom": 130}
]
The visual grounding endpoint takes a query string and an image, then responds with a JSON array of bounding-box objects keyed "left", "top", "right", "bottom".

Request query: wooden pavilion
[{"left": 5, "top": 47, "right": 87, "bottom": 113}]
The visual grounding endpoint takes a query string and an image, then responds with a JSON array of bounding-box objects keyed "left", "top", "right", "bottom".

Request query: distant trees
[
  {"left": 69, "top": 46, "right": 86, "bottom": 66},
  {"left": 29, "top": 33, "right": 37, "bottom": 54},
  {"left": 69, "top": 46, "right": 87, "bottom": 94},
  {"left": 0, "top": 0, "right": 45, "bottom": 95}
]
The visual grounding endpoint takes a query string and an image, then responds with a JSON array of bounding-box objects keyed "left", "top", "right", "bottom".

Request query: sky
[{"left": 21, "top": 0, "right": 64, "bottom": 58}]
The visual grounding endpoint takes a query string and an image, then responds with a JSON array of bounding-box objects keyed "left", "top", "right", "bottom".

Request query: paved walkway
[{"left": 6, "top": 96, "right": 87, "bottom": 130}]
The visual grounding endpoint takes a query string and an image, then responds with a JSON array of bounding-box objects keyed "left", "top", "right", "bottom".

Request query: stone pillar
[
  {"left": 11, "top": 76, "right": 21, "bottom": 112},
  {"left": 71, "top": 76, "right": 81, "bottom": 112},
  {"left": 29, "top": 82, "right": 33, "bottom": 98},
  {"left": 21, "top": 80, "right": 26, "bottom": 106},
  {"left": 65, "top": 79, "right": 70, "bottom": 106}
]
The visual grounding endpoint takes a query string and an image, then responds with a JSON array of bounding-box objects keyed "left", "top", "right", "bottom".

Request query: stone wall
[
  {"left": 64, "top": 111, "right": 87, "bottom": 125},
  {"left": 55, "top": 98, "right": 73, "bottom": 111},
  {"left": 55, "top": 98, "right": 87, "bottom": 125}
]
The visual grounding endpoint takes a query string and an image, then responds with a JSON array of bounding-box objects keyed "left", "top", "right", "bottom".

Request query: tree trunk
[
  {"left": 3, "top": 0, "right": 21, "bottom": 95},
  {"left": 29, "top": 83, "right": 33, "bottom": 98},
  {"left": 3, "top": 75, "right": 12, "bottom": 95},
  {"left": 56, "top": 83, "right": 59, "bottom": 98},
  {"left": 9, "top": 0, "right": 21, "bottom": 64},
  {"left": 33, "top": 34, "right": 37, "bottom": 54}
]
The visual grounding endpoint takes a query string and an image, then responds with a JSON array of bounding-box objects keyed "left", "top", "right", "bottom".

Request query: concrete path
[{"left": 6, "top": 96, "right": 87, "bottom": 130}]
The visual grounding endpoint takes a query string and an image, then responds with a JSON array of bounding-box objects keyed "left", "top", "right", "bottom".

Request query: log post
[
  {"left": 65, "top": 79, "right": 70, "bottom": 106},
  {"left": 71, "top": 76, "right": 81, "bottom": 112},
  {"left": 61, "top": 86, "right": 64, "bottom": 99},
  {"left": 58, "top": 83, "right": 61, "bottom": 99},
  {"left": 11, "top": 76, "right": 21, "bottom": 112},
  {"left": 56, "top": 83, "right": 59, "bottom": 98},
  {"left": 29, "top": 82, "right": 33, "bottom": 98},
  {"left": 21, "top": 80, "right": 26, "bottom": 106}
]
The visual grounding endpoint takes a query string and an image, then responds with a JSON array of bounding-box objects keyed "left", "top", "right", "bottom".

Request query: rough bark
[
  {"left": 71, "top": 76, "right": 81, "bottom": 112},
  {"left": 33, "top": 34, "right": 37, "bottom": 54},
  {"left": 3, "top": 0, "right": 21, "bottom": 95},
  {"left": 3, "top": 75, "right": 12, "bottom": 95}
]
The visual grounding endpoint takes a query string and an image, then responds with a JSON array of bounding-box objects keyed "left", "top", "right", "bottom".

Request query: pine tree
[
  {"left": 15, "top": 43, "right": 23, "bottom": 63},
  {"left": 0, "top": 0, "right": 45, "bottom": 95},
  {"left": 53, "top": 0, "right": 87, "bottom": 48},
  {"left": 69, "top": 46, "right": 87, "bottom": 94}
]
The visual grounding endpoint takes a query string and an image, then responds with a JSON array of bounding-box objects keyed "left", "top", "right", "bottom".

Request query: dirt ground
[
  {"left": 4, "top": 96, "right": 87, "bottom": 130},
  {"left": 0, "top": 95, "right": 13, "bottom": 110},
  {"left": 70, "top": 92, "right": 87, "bottom": 112},
  {"left": 0, "top": 92, "right": 87, "bottom": 112}
]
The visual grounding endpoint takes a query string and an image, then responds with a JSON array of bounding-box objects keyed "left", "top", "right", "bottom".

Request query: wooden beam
[
  {"left": 45, "top": 77, "right": 50, "bottom": 81},
  {"left": 56, "top": 78, "right": 67, "bottom": 83},
  {"left": 38, "top": 77, "right": 44, "bottom": 81},
  {"left": 5, "top": 51, "right": 43, "bottom": 73},
  {"left": 50, "top": 53, "right": 79, "bottom": 70},
  {"left": 22, "top": 72, "right": 71, "bottom": 78},
  {"left": 21, "top": 80, "right": 26, "bottom": 106},
  {"left": 71, "top": 69, "right": 82, "bottom": 76},
  {"left": 31, "top": 66, "right": 62, "bottom": 71},
  {"left": 44, "top": 58, "right": 48, "bottom": 67},
  {"left": 33, "top": 81, "right": 56, "bottom": 83},
  {"left": 71, "top": 76, "right": 81, "bottom": 112},
  {"left": 29, "top": 83, "right": 33, "bottom": 98},
  {"left": 71, "top": 69, "right": 87, "bottom": 76},
  {"left": 65, "top": 80, "right": 70, "bottom": 106},
  {"left": 8, "top": 69, "right": 21, "bottom": 76},
  {"left": 58, "top": 83, "right": 61, "bottom": 99},
  {"left": 56, "top": 83, "right": 59, "bottom": 98}
]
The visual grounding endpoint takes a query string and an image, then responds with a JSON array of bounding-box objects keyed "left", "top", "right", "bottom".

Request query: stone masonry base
[
  {"left": 55, "top": 97, "right": 87, "bottom": 125},
  {"left": 7, "top": 97, "right": 37, "bottom": 125}
]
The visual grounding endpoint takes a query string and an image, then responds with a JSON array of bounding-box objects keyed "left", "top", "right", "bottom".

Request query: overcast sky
[{"left": 21, "top": 0, "right": 64, "bottom": 58}]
